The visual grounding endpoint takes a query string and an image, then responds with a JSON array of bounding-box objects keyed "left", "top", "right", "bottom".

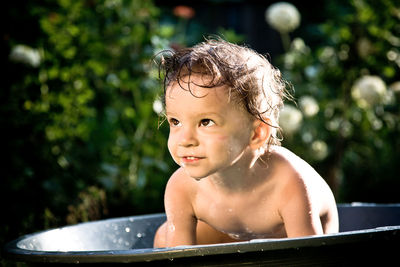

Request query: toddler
[{"left": 153, "top": 38, "right": 338, "bottom": 247}]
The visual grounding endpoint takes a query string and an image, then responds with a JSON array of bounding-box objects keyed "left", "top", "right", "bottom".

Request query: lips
[{"left": 181, "top": 156, "right": 204, "bottom": 164}]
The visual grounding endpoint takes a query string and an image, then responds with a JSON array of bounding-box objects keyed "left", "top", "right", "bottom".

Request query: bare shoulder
[
  {"left": 268, "top": 146, "right": 327, "bottom": 187},
  {"left": 165, "top": 168, "right": 198, "bottom": 199},
  {"left": 165, "top": 168, "right": 205, "bottom": 215},
  {"left": 267, "top": 146, "right": 338, "bottom": 234},
  {"left": 164, "top": 168, "right": 199, "bottom": 246},
  {"left": 267, "top": 146, "right": 337, "bottom": 214}
]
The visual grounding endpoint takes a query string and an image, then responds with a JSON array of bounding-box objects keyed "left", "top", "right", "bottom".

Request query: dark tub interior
[{"left": 4, "top": 203, "right": 400, "bottom": 265}]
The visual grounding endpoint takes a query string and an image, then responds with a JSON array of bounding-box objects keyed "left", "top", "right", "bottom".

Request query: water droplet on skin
[
  {"left": 228, "top": 208, "right": 233, "bottom": 213},
  {"left": 229, "top": 233, "right": 241, "bottom": 239}
]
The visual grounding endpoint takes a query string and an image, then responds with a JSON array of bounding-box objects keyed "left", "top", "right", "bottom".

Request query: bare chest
[{"left": 194, "top": 189, "right": 286, "bottom": 239}]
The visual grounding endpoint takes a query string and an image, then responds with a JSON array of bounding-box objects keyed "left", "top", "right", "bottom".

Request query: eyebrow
[{"left": 166, "top": 111, "right": 223, "bottom": 119}]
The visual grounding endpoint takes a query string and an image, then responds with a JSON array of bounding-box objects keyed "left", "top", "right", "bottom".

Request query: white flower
[
  {"left": 383, "top": 88, "right": 396, "bottom": 105},
  {"left": 283, "top": 52, "right": 296, "bottom": 69},
  {"left": 105, "top": 0, "right": 122, "bottom": 8},
  {"left": 152, "top": 99, "right": 164, "bottom": 115},
  {"left": 386, "top": 49, "right": 398, "bottom": 61},
  {"left": 291, "top": 38, "right": 309, "bottom": 53},
  {"left": 279, "top": 104, "right": 303, "bottom": 135},
  {"left": 351, "top": 75, "right": 387, "bottom": 108},
  {"left": 299, "top": 96, "right": 319, "bottom": 117},
  {"left": 389, "top": 81, "right": 400, "bottom": 93},
  {"left": 388, "top": 81, "right": 400, "bottom": 104},
  {"left": 318, "top": 46, "right": 335, "bottom": 63},
  {"left": 9, "top": 44, "right": 41, "bottom": 67},
  {"left": 357, "top": 38, "right": 374, "bottom": 58},
  {"left": 311, "top": 140, "right": 328, "bottom": 161},
  {"left": 326, "top": 117, "right": 353, "bottom": 137},
  {"left": 301, "top": 131, "right": 313, "bottom": 143},
  {"left": 326, "top": 117, "right": 341, "bottom": 132},
  {"left": 265, "top": 2, "right": 301, "bottom": 33}
]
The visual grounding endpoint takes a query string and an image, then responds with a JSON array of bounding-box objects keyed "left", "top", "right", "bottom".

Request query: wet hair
[{"left": 157, "top": 38, "right": 292, "bottom": 150}]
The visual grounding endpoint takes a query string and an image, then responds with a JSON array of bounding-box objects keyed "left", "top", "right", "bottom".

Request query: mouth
[{"left": 181, "top": 156, "right": 204, "bottom": 163}]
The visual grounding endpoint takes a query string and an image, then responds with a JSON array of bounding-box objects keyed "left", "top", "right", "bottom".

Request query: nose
[{"left": 178, "top": 126, "right": 199, "bottom": 147}]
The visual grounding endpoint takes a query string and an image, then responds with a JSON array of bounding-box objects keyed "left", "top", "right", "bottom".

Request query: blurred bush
[
  {"left": 2, "top": 0, "right": 243, "bottom": 248},
  {"left": 3, "top": 1, "right": 399, "bottom": 254},
  {"left": 268, "top": 0, "right": 400, "bottom": 202},
  {"left": 2, "top": 0, "right": 177, "bottom": 243}
]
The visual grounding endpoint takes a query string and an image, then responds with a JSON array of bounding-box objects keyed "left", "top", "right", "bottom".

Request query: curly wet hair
[{"left": 157, "top": 38, "right": 292, "bottom": 149}]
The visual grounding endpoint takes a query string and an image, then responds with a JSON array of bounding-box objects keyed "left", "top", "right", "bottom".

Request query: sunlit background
[{"left": 2, "top": 0, "right": 399, "bottom": 261}]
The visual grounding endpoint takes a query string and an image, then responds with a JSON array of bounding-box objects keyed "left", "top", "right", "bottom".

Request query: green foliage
[
  {"left": 4, "top": 1, "right": 399, "bottom": 255},
  {"left": 276, "top": 0, "right": 400, "bottom": 201},
  {"left": 216, "top": 27, "right": 246, "bottom": 44},
  {"left": 2, "top": 0, "right": 178, "bottom": 244},
  {"left": 2, "top": 1, "right": 245, "bottom": 249},
  {"left": 35, "top": 0, "right": 172, "bottom": 212}
]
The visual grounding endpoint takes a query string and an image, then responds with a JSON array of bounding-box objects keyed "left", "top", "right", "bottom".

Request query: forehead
[
  {"left": 165, "top": 74, "right": 230, "bottom": 106},
  {"left": 165, "top": 75, "right": 255, "bottom": 129},
  {"left": 165, "top": 78, "right": 254, "bottom": 125}
]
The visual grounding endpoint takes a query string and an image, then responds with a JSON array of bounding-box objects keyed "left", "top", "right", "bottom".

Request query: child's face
[{"left": 165, "top": 74, "right": 256, "bottom": 180}]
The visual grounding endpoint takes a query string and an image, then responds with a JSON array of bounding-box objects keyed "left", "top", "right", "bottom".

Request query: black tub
[{"left": 3, "top": 203, "right": 400, "bottom": 266}]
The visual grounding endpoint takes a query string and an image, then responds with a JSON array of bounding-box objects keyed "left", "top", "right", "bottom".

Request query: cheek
[
  {"left": 216, "top": 135, "right": 229, "bottom": 141},
  {"left": 167, "top": 136, "right": 181, "bottom": 165},
  {"left": 215, "top": 135, "right": 242, "bottom": 155},
  {"left": 225, "top": 133, "right": 252, "bottom": 154},
  {"left": 167, "top": 134, "right": 176, "bottom": 154},
  {"left": 211, "top": 131, "right": 246, "bottom": 144},
  {"left": 210, "top": 135, "right": 241, "bottom": 154}
]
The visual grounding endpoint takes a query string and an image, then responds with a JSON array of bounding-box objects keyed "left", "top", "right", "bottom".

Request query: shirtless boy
[{"left": 153, "top": 38, "right": 338, "bottom": 247}]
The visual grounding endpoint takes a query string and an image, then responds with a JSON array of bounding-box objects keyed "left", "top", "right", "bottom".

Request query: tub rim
[{"left": 3, "top": 203, "right": 400, "bottom": 264}]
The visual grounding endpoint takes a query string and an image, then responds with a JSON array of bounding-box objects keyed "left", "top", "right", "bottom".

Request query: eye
[
  {"left": 200, "top": 119, "right": 215, "bottom": 127},
  {"left": 169, "top": 118, "right": 181, "bottom": 127}
]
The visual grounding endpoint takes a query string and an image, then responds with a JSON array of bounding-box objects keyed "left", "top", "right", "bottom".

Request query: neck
[{"left": 208, "top": 148, "right": 265, "bottom": 192}]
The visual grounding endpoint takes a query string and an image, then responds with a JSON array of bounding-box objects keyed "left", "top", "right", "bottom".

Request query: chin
[
  {"left": 187, "top": 173, "right": 208, "bottom": 181},
  {"left": 183, "top": 169, "right": 211, "bottom": 181},
  {"left": 182, "top": 165, "right": 222, "bottom": 181}
]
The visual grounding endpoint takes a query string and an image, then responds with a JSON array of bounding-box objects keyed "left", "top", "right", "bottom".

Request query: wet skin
[{"left": 154, "top": 74, "right": 338, "bottom": 247}]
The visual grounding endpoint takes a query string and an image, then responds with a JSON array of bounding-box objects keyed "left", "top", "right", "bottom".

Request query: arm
[
  {"left": 279, "top": 173, "right": 323, "bottom": 238},
  {"left": 164, "top": 170, "right": 197, "bottom": 247}
]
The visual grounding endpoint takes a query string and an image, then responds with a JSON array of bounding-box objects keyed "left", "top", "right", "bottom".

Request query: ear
[{"left": 249, "top": 119, "right": 271, "bottom": 150}]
